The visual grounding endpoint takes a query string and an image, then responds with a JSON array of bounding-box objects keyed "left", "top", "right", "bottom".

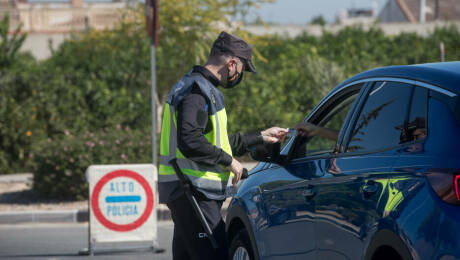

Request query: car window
[
  {"left": 306, "top": 93, "right": 358, "bottom": 155},
  {"left": 289, "top": 84, "right": 362, "bottom": 159},
  {"left": 346, "top": 81, "right": 413, "bottom": 153},
  {"left": 404, "top": 87, "right": 428, "bottom": 142}
]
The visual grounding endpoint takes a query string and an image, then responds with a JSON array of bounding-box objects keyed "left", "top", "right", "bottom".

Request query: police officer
[{"left": 158, "top": 31, "right": 288, "bottom": 260}]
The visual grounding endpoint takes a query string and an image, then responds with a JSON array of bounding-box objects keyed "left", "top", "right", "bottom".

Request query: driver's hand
[{"left": 295, "top": 122, "right": 319, "bottom": 137}]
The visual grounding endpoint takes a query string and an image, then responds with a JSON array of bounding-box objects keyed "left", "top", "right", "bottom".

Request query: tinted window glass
[
  {"left": 347, "top": 81, "right": 412, "bottom": 152},
  {"left": 406, "top": 87, "right": 428, "bottom": 142},
  {"left": 307, "top": 93, "right": 358, "bottom": 155},
  {"left": 290, "top": 84, "right": 362, "bottom": 159}
]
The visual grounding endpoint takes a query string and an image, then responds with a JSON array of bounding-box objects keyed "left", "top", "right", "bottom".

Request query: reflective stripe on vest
[{"left": 158, "top": 73, "right": 232, "bottom": 198}]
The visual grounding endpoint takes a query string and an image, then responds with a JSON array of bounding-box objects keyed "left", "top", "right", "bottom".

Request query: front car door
[{"left": 257, "top": 82, "right": 365, "bottom": 259}]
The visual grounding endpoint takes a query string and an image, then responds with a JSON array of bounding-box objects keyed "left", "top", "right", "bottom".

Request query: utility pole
[
  {"left": 146, "top": 0, "right": 159, "bottom": 167},
  {"left": 435, "top": 0, "right": 440, "bottom": 20},
  {"left": 419, "top": 0, "right": 426, "bottom": 23}
]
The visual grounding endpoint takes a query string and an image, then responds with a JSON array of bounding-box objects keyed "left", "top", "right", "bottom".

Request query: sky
[
  {"left": 247, "top": 0, "right": 389, "bottom": 24},
  {"left": 27, "top": 0, "right": 390, "bottom": 24}
]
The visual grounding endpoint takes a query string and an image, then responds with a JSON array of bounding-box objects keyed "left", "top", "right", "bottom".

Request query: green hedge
[
  {"left": 32, "top": 127, "right": 151, "bottom": 200},
  {"left": 2, "top": 10, "right": 460, "bottom": 199}
]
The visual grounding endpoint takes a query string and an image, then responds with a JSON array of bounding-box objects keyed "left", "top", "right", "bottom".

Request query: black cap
[{"left": 211, "top": 31, "right": 256, "bottom": 74}]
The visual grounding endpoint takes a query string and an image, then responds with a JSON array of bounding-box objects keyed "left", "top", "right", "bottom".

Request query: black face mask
[{"left": 224, "top": 70, "right": 243, "bottom": 89}]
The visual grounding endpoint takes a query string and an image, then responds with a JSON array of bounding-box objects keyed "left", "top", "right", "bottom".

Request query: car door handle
[
  {"left": 302, "top": 186, "right": 316, "bottom": 199},
  {"left": 361, "top": 182, "right": 379, "bottom": 197}
]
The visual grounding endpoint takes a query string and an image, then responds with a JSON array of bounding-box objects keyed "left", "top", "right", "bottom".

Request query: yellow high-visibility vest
[{"left": 158, "top": 72, "right": 232, "bottom": 203}]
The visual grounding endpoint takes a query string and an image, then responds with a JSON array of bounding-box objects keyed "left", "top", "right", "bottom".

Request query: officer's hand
[
  {"left": 230, "top": 157, "right": 244, "bottom": 186},
  {"left": 261, "top": 127, "right": 289, "bottom": 143}
]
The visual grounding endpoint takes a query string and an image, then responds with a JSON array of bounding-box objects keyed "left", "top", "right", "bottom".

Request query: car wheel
[
  {"left": 229, "top": 229, "right": 254, "bottom": 260},
  {"left": 371, "top": 246, "right": 404, "bottom": 260}
]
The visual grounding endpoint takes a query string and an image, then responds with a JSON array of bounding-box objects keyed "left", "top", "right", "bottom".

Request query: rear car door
[
  {"left": 385, "top": 85, "right": 429, "bottom": 218},
  {"left": 313, "top": 81, "right": 415, "bottom": 259}
]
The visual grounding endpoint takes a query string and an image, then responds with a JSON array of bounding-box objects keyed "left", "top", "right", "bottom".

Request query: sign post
[
  {"left": 146, "top": 0, "right": 159, "bottom": 167},
  {"left": 80, "top": 164, "right": 158, "bottom": 255}
]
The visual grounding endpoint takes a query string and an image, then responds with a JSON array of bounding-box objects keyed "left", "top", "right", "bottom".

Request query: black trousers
[{"left": 167, "top": 193, "right": 228, "bottom": 260}]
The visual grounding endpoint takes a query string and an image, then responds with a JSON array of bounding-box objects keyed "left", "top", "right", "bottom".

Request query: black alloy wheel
[{"left": 229, "top": 229, "right": 254, "bottom": 260}]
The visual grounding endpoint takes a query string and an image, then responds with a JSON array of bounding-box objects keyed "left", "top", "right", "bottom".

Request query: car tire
[
  {"left": 371, "top": 246, "right": 403, "bottom": 260},
  {"left": 229, "top": 229, "right": 254, "bottom": 260},
  {"left": 365, "top": 230, "right": 412, "bottom": 260}
]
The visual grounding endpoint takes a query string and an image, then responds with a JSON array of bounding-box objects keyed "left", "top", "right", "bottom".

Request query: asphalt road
[{"left": 0, "top": 222, "right": 174, "bottom": 259}]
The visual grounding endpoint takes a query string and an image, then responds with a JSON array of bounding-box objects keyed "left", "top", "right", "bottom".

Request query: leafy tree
[
  {"left": 0, "top": 15, "right": 39, "bottom": 173},
  {"left": 0, "top": 14, "right": 26, "bottom": 69},
  {"left": 310, "top": 15, "right": 327, "bottom": 26}
]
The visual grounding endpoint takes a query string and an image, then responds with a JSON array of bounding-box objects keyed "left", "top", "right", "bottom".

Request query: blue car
[{"left": 226, "top": 62, "right": 460, "bottom": 260}]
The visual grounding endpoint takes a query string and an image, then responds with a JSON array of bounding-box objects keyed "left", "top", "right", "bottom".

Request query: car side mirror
[{"left": 249, "top": 131, "right": 309, "bottom": 165}]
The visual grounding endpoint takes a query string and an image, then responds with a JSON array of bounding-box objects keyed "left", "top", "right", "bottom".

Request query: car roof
[{"left": 338, "top": 61, "right": 460, "bottom": 94}]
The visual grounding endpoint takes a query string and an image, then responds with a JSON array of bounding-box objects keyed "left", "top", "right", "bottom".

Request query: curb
[
  {"left": 0, "top": 208, "right": 173, "bottom": 224},
  {"left": 0, "top": 210, "right": 82, "bottom": 224},
  {"left": 0, "top": 208, "right": 228, "bottom": 224},
  {"left": 0, "top": 173, "right": 33, "bottom": 183}
]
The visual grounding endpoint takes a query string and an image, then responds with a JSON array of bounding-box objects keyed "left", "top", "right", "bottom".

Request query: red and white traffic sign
[
  {"left": 91, "top": 169, "right": 154, "bottom": 232},
  {"left": 87, "top": 165, "right": 157, "bottom": 244}
]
